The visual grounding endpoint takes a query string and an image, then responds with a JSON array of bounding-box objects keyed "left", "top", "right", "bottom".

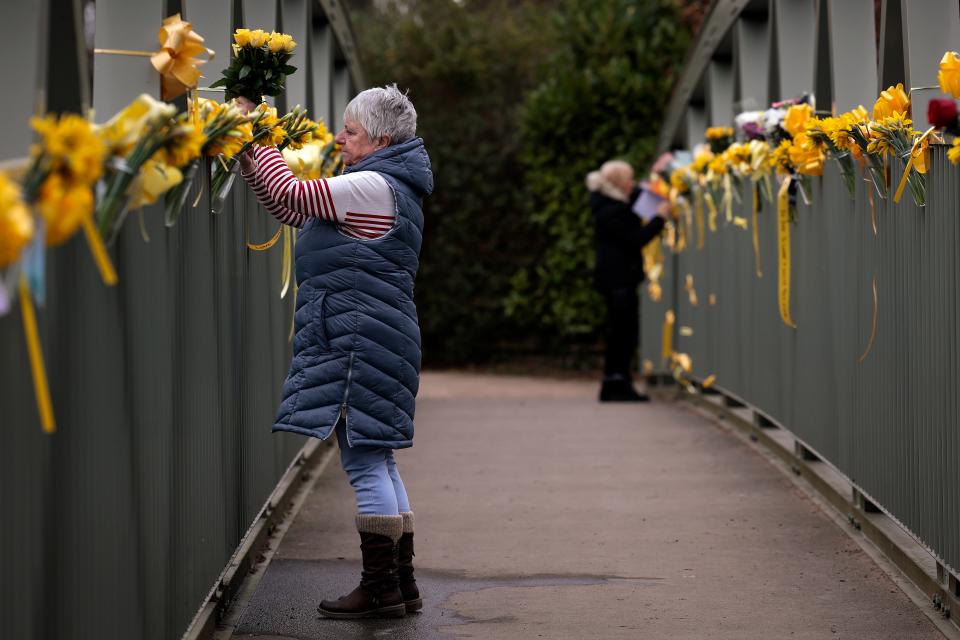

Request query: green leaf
[
  {"left": 238, "top": 65, "right": 251, "bottom": 80},
  {"left": 282, "top": 65, "right": 297, "bottom": 75}
]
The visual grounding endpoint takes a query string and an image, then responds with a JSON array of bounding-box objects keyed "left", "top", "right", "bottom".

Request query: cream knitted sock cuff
[
  {"left": 400, "top": 511, "right": 415, "bottom": 534},
  {"left": 356, "top": 514, "right": 404, "bottom": 542}
]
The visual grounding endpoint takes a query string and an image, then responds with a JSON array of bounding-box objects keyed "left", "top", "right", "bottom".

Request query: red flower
[{"left": 928, "top": 98, "right": 959, "bottom": 131}]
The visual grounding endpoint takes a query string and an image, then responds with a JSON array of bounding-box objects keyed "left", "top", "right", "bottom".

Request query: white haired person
[
  {"left": 586, "top": 157, "right": 668, "bottom": 402},
  {"left": 236, "top": 84, "right": 433, "bottom": 618}
]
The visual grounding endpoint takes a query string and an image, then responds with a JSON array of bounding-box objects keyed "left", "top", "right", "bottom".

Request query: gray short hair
[{"left": 343, "top": 84, "right": 417, "bottom": 144}]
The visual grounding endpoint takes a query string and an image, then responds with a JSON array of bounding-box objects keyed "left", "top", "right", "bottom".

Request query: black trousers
[{"left": 601, "top": 287, "right": 639, "bottom": 378}]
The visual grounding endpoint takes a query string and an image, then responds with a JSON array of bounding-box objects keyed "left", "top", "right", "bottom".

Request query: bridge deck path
[{"left": 229, "top": 372, "right": 945, "bottom": 639}]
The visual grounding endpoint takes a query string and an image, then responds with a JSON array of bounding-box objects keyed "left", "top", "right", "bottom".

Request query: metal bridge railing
[
  {"left": 646, "top": 0, "right": 960, "bottom": 592},
  {"left": 0, "top": 0, "right": 361, "bottom": 637}
]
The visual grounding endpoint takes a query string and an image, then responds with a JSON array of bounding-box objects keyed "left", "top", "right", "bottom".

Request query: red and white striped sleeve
[
  {"left": 243, "top": 146, "right": 397, "bottom": 239},
  {"left": 242, "top": 161, "right": 308, "bottom": 228}
]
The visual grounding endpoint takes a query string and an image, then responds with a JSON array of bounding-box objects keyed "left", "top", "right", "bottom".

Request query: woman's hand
[
  {"left": 655, "top": 200, "right": 672, "bottom": 219},
  {"left": 238, "top": 148, "right": 257, "bottom": 175}
]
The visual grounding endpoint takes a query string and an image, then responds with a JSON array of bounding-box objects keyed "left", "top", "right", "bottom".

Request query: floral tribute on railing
[
  {"left": 0, "top": 20, "right": 341, "bottom": 434},
  {"left": 651, "top": 53, "right": 960, "bottom": 384}
]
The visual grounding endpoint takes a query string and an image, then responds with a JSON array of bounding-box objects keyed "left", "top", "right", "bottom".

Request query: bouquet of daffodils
[
  {"left": 0, "top": 173, "right": 33, "bottom": 285},
  {"left": 281, "top": 119, "right": 338, "bottom": 180},
  {"left": 188, "top": 98, "right": 253, "bottom": 215},
  {"left": 207, "top": 102, "right": 298, "bottom": 214},
  {"left": 210, "top": 29, "right": 297, "bottom": 102},
  {"left": 95, "top": 94, "right": 196, "bottom": 243},
  {"left": 705, "top": 126, "right": 734, "bottom": 154},
  {"left": 25, "top": 114, "right": 106, "bottom": 247},
  {"left": 804, "top": 108, "right": 866, "bottom": 197}
]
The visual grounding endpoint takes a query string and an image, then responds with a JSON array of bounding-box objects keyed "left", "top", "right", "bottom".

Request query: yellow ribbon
[
  {"left": 777, "top": 176, "right": 797, "bottom": 328},
  {"left": 675, "top": 197, "right": 691, "bottom": 252},
  {"left": 96, "top": 14, "right": 214, "bottom": 101},
  {"left": 662, "top": 310, "right": 675, "bottom": 363},
  {"left": 867, "top": 181, "right": 878, "bottom": 236},
  {"left": 733, "top": 216, "right": 748, "bottom": 229},
  {"left": 247, "top": 227, "right": 283, "bottom": 251},
  {"left": 685, "top": 274, "right": 698, "bottom": 307},
  {"left": 280, "top": 225, "right": 292, "bottom": 298},
  {"left": 752, "top": 184, "right": 763, "bottom": 278},
  {"left": 80, "top": 216, "right": 118, "bottom": 285},
  {"left": 19, "top": 275, "right": 55, "bottom": 433},
  {"left": 642, "top": 239, "right": 663, "bottom": 302},
  {"left": 858, "top": 275, "right": 878, "bottom": 363},
  {"left": 702, "top": 374, "right": 716, "bottom": 389},
  {"left": 893, "top": 126, "right": 936, "bottom": 204},
  {"left": 695, "top": 191, "right": 706, "bottom": 249},
  {"left": 704, "top": 191, "right": 718, "bottom": 232},
  {"left": 152, "top": 14, "right": 214, "bottom": 100},
  {"left": 722, "top": 173, "right": 733, "bottom": 223}
]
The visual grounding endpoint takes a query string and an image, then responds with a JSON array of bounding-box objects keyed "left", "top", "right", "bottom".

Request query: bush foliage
[
  {"left": 505, "top": 0, "right": 690, "bottom": 341},
  {"left": 353, "top": 0, "right": 691, "bottom": 364}
]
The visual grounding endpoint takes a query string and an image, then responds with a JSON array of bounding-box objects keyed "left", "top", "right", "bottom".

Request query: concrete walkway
[{"left": 231, "top": 372, "right": 945, "bottom": 639}]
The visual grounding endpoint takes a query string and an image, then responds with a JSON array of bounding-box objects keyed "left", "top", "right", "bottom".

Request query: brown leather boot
[
  {"left": 318, "top": 515, "right": 405, "bottom": 619},
  {"left": 398, "top": 511, "right": 422, "bottom": 612}
]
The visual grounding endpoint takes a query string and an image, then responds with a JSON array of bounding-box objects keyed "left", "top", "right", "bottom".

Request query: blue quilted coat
[{"left": 273, "top": 137, "right": 433, "bottom": 448}]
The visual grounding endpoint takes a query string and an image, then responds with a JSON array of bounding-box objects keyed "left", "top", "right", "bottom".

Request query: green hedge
[{"left": 354, "top": 0, "right": 691, "bottom": 364}]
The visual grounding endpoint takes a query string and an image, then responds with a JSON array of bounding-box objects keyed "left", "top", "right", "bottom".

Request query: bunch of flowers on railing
[{"left": 0, "top": 17, "right": 340, "bottom": 434}]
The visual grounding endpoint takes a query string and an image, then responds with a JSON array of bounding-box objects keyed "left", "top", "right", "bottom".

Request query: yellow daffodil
[
  {"left": 788, "top": 133, "right": 824, "bottom": 177},
  {"left": 159, "top": 116, "right": 205, "bottom": 167},
  {"left": 97, "top": 93, "right": 177, "bottom": 154},
  {"left": 708, "top": 154, "right": 728, "bottom": 176},
  {"left": 128, "top": 159, "right": 183, "bottom": 209},
  {"left": 705, "top": 126, "right": 733, "bottom": 141},
  {"left": 0, "top": 173, "right": 33, "bottom": 268},
  {"left": 938, "top": 51, "right": 960, "bottom": 99},
  {"left": 873, "top": 83, "right": 910, "bottom": 120},
  {"left": 670, "top": 168, "right": 689, "bottom": 193},
  {"left": 31, "top": 114, "right": 106, "bottom": 185},
  {"left": 36, "top": 173, "right": 94, "bottom": 246},
  {"left": 691, "top": 148, "right": 714, "bottom": 175},
  {"left": 948, "top": 138, "right": 960, "bottom": 164},
  {"left": 207, "top": 120, "right": 253, "bottom": 159},
  {"left": 252, "top": 104, "right": 286, "bottom": 147},
  {"left": 783, "top": 103, "right": 813, "bottom": 137},
  {"left": 770, "top": 140, "right": 793, "bottom": 175},
  {"left": 234, "top": 28, "right": 252, "bottom": 47}
]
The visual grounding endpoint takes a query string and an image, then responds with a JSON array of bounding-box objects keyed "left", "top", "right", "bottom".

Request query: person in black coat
[{"left": 586, "top": 158, "right": 668, "bottom": 402}]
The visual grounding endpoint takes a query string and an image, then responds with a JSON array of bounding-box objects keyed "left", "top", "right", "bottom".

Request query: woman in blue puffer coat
[{"left": 238, "top": 84, "right": 433, "bottom": 619}]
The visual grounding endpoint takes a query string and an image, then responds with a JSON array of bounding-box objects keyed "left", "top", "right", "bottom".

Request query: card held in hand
[{"left": 633, "top": 189, "right": 665, "bottom": 221}]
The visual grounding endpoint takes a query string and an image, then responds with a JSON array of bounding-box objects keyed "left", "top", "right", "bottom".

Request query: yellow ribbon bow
[{"left": 151, "top": 14, "right": 214, "bottom": 100}]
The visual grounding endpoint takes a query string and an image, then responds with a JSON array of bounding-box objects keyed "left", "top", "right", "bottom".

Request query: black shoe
[{"left": 599, "top": 379, "right": 650, "bottom": 402}]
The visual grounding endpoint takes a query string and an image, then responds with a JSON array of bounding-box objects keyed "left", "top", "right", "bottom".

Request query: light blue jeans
[{"left": 336, "top": 418, "right": 411, "bottom": 515}]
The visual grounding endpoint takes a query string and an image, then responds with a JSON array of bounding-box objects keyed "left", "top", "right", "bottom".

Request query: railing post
[
  {"left": 684, "top": 104, "right": 707, "bottom": 150},
  {"left": 281, "top": 0, "right": 313, "bottom": 114},
  {"left": 769, "top": 0, "right": 816, "bottom": 102},
  {"left": 706, "top": 58, "right": 735, "bottom": 126},
  {"left": 815, "top": 0, "right": 877, "bottom": 113},
  {"left": 734, "top": 9, "right": 770, "bottom": 111},
  {"left": 893, "top": 0, "right": 960, "bottom": 126}
]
